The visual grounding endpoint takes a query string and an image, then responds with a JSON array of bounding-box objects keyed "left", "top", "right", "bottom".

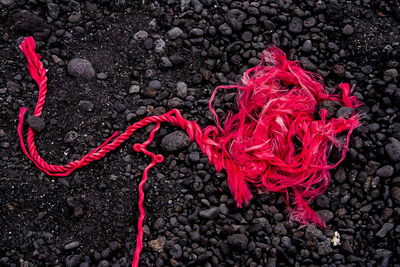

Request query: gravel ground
[{"left": 1, "top": 0, "right": 400, "bottom": 266}]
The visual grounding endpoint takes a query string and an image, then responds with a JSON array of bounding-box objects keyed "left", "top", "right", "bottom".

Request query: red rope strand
[{"left": 17, "top": 37, "right": 360, "bottom": 266}]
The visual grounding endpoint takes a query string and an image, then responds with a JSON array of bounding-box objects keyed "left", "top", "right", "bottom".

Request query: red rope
[{"left": 18, "top": 37, "right": 360, "bottom": 266}]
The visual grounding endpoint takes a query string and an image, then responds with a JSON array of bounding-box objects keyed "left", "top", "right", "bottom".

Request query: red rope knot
[
  {"left": 132, "top": 143, "right": 145, "bottom": 153},
  {"left": 132, "top": 143, "right": 164, "bottom": 164}
]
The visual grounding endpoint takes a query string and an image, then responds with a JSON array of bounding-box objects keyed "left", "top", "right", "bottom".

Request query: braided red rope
[{"left": 18, "top": 37, "right": 360, "bottom": 266}]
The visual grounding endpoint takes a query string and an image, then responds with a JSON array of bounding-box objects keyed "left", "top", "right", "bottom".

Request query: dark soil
[{"left": 1, "top": 0, "right": 400, "bottom": 266}]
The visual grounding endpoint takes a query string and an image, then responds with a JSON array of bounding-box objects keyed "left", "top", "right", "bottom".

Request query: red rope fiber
[{"left": 17, "top": 37, "right": 360, "bottom": 266}]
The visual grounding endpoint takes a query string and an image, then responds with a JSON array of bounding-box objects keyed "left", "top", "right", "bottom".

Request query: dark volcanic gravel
[{"left": 1, "top": 0, "right": 400, "bottom": 266}]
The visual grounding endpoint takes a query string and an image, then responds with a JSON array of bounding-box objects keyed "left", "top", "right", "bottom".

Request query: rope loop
[{"left": 154, "top": 154, "right": 164, "bottom": 163}]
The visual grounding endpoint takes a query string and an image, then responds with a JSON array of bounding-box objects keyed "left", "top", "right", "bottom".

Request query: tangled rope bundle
[{"left": 18, "top": 37, "right": 360, "bottom": 266}]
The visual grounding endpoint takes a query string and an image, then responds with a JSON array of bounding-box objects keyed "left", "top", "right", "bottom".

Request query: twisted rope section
[{"left": 18, "top": 37, "right": 225, "bottom": 267}]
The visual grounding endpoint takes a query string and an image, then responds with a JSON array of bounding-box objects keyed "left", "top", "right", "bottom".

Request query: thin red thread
[{"left": 18, "top": 37, "right": 360, "bottom": 266}]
